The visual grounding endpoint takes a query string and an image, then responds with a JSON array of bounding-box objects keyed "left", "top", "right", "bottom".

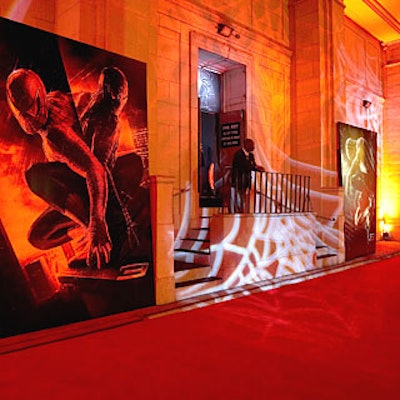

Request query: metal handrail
[{"left": 221, "top": 169, "right": 312, "bottom": 214}]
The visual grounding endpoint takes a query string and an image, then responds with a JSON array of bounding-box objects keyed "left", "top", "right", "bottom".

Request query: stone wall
[{"left": 383, "top": 41, "right": 400, "bottom": 240}]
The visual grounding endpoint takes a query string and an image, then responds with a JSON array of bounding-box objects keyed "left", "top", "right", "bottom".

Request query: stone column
[
  {"left": 289, "top": 0, "right": 346, "bottom": 256},
  {"left": 289, "top": 0, "right": 345, "bottom": 188},
  {"left": 150, "top": 175, "right": 176, "bottom": 304}
]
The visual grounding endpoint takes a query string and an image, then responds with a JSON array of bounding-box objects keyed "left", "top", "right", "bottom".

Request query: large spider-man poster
[
  {"left": 0, "top": 17, "right": 154, "bottom": 338},
  {"left": 338, "top": 122, "right": 377, "bottom": 261}
]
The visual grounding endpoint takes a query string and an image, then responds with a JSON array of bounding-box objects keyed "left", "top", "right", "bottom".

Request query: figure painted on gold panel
[{"left": 344, "top": 136, "right": 375, "bottom": 241}]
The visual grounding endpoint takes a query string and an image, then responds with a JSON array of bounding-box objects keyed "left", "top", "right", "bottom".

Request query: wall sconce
[
  {"left": 217, "top": 23, "right": 240, "bottom": 39},
  {"left": 362, "top": 99, "right": 372, "bottom": 109}
]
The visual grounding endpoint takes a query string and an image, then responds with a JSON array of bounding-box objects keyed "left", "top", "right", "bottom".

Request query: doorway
[{"left": 198, "top": 49, "right": 246, "bottom": 207}]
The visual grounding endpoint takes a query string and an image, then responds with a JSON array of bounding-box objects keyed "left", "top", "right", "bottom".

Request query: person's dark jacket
[{"left": 231, "top": 148, "right": 256, "bottom": 190}]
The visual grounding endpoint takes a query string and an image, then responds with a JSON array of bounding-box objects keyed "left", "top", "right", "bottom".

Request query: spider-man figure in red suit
[{"left": 6, "top": 67, "right": 149, "bottom": 270}]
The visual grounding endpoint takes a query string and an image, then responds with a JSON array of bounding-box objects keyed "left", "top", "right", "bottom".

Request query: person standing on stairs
[{"left": 230, "top": 138, "right": 264, "bottom": 213}]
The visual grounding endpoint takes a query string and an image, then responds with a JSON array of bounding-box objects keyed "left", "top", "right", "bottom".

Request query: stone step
[
  {"left": 174, "top": 264, "right": 213, "bottom": 284},
  {"left": 316, "top": 253, "right": 337, "bottom": 260},
  {"left": 174, "top": 248, "right": 210, "bottom": 255},
  {"left": 181, "top": 237, "right": 210, "bottom": 243},
  {"left": 175, "top": 276, "right": 223, "bottom": 301},
  {"left": 174, "top": 260, "right": 210, "bottom": 272},
  {"left": 175, "top": 276, "right": 221, "bottom": 288}
]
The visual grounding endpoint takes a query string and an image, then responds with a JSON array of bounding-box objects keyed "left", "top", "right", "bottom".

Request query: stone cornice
[
  {"left": 362, "top": 0, "right": 400, "bottom": 37},
  {"left": 289, "top": 0, "right": 344, "bottom": 7}
]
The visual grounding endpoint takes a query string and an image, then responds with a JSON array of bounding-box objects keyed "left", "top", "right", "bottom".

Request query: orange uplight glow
[
  {"left": 5, "top": 0, "right": 33, "bottom": 21},
  {"left": 380, "top": 164, "right": 400, "bottom": 231},
  {"left": 380, "top": 201, "right": 400, "bottom": 240}
]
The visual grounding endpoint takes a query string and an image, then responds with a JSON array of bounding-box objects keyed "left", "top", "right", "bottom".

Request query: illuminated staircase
[
  {"left": 173, "top": 211, "right": 339, "bottom": 300},
  {"left": 316, "top": 239, "right": 338, "bottom": 268},
  {"left": 174, "top": 217, "right": 222, "bottom": 298}
]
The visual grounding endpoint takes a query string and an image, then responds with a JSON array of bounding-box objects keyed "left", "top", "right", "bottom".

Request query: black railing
[{"left": 221, "top": 169, "right": 312, "bottom": 214}]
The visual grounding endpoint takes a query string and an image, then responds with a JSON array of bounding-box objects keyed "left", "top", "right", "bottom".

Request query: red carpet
[{"left": 1, "top": 256, "right": 400, "bottom": 399}]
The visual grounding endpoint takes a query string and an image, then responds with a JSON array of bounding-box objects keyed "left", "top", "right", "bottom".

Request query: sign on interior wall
[
  {"left": 220, "top": 122, "right": 241, "bottom": 148},
  {"left": 0, "top": 17, "right": 154, "bottom": 339},
  {"left": 338, "top": 122, "right": 377, "bottom": 260}
]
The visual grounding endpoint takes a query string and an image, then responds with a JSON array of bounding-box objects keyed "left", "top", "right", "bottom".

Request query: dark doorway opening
[{"left": 198, "top": 49, "right": 246, "bottom": 207}]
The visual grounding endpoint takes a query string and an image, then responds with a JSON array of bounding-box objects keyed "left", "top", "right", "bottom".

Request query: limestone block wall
[
  {"left": 383, "top": 42, "right": 400, "bottom": 240},
  {"left": 156, "top": 0, "right": 292, "bottom": 229},
  {"left": 343, "top": 18, "right": 383, "bottom": 125},
  {"left": 290, "top": 0, "right": 384, "bottom": 196},
  {"left": 289, "top": 0, "right": 346, "bottom": 260},
  {"left": 289, "top": 0, "right": 385, "bottom": 260},
  {"left": 342, "top": 18, "right": 383, "bottom": 153},
  {"left": 0, "top": 0, "right": 55, "bottom": 33},
  {"left": 342, "top": 17, "right": 384, "bottom": 237},
  {"left": 289, "top": 0, "right": 346, "bottom": 212}
]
